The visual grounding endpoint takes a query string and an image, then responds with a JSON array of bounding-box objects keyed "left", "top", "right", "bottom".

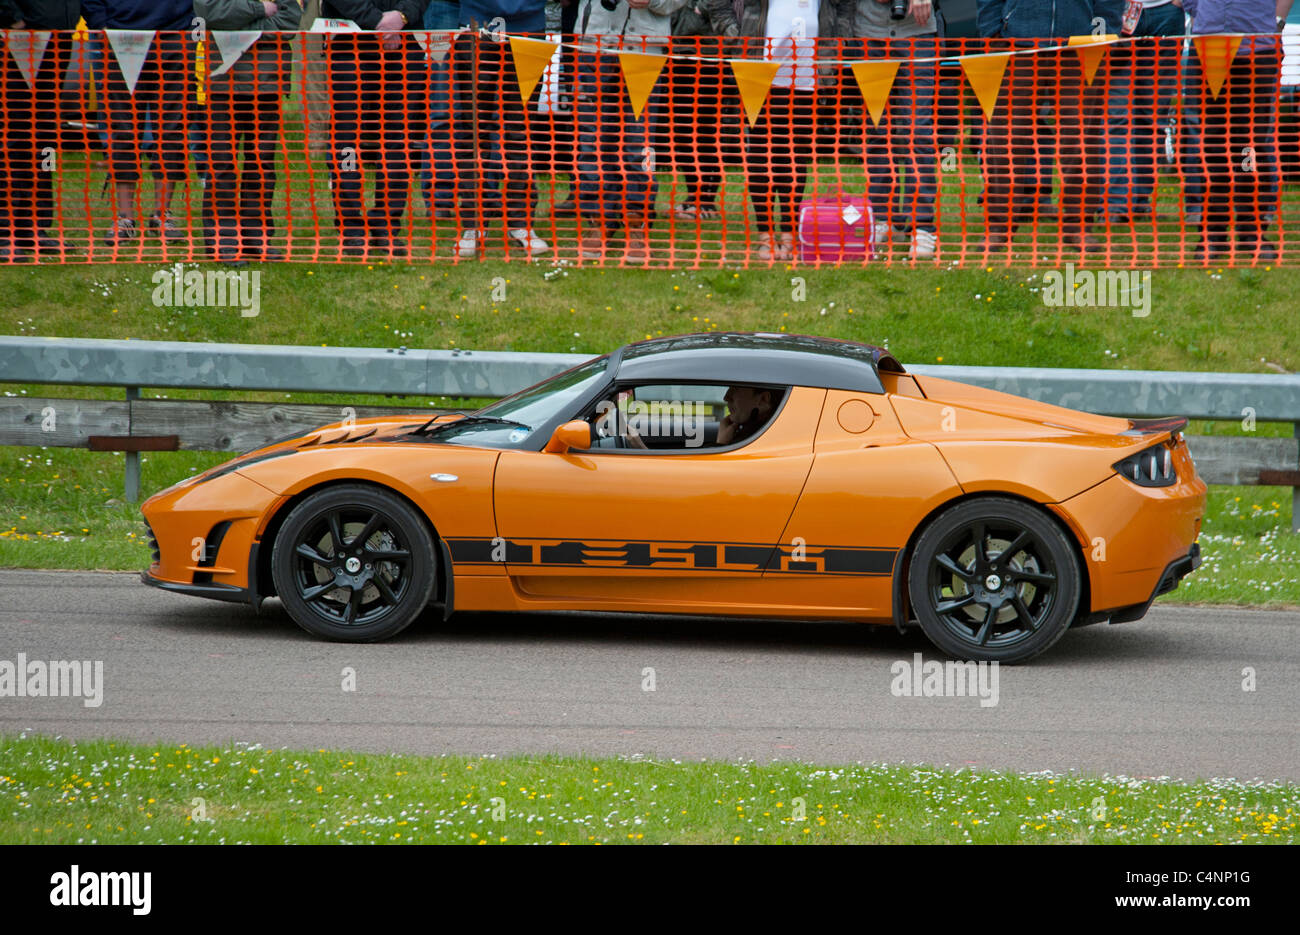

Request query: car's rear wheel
[
  {"left": 907, "top": 497, "right": 1081, "bottom": 664},
  {"left": 271, "top": 484, "right": 437, "bottom": 642}
]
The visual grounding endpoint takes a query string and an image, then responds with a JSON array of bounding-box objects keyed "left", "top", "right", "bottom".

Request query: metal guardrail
[
  {"left": 4, "top": 336, "right": 1300, "bottom": 419},
  {"left": 1, "top": 336, "right": 1297, "bottom": 528}
]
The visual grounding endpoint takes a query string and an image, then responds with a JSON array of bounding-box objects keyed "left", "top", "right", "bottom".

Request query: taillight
[{"left": 1114, "top": 444, "right": 1177, "bottom": 487}]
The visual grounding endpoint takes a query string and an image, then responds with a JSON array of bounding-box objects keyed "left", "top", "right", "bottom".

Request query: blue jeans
[
  {"left": 1181, "top": 35, "right": 1281, "bottom": 237},
  {"left": 575, "top": 51, "right": 661, "bottom": 231},
  {"left": 420, "top": 0, "right": 461, "bottom": 209},
  {"left": 1104, "top": 0, "right": 1185, "bottom": 215},
  {"left": 855, "top": 36, "right": 939, "bottom": 234}
]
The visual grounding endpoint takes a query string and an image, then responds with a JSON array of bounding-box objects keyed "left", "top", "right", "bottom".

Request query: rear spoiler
[{"left": 1122, "top": 416, "right": 1188, "bottom": 437}]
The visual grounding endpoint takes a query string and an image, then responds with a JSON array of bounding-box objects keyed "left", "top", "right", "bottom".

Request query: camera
[{"left": 890, "top": 0, "right": 907, "bottom": 19}]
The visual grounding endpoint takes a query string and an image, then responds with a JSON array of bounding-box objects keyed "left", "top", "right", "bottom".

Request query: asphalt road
[{"left": 1, "top": 570, "right": 1296, "bottom": 781}]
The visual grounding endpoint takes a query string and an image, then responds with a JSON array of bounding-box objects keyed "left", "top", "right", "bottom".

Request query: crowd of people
[{"left": 0, "top": 0, "right": 1292, "bottom": 264}]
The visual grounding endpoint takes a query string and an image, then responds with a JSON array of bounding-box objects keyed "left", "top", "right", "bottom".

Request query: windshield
[{"left": 429, "top": 355, "right": 611, "bottom": 449}]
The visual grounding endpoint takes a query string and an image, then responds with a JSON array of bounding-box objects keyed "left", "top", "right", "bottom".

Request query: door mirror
[{"left": 543, "top": 420, "right": 591, "bottom": 453}]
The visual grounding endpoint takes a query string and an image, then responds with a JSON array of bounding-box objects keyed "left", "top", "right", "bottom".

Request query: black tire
[
  {"left": 270, "top": 484, "right": 438, "bottom": 642},
  {"left": 907, "top": 497, "right": 1081, "bottom": 664}
]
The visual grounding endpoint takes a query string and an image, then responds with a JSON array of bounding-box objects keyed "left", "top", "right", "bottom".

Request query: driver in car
[
  {"left": 716, "top": 385, "right": 778, "bottom": 445},
  {"left": 621, "top": 384, "right": 778, "bottom": 448}
]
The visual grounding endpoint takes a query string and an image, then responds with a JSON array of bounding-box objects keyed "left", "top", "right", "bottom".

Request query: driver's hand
[{"left": 716, "top": 414, "right": 737, "bottom": 446}]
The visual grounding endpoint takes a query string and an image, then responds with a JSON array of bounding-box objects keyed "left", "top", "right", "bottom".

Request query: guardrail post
[
  {"left": 125, "top": 386, "right": 140, "bottom": 502},
  {"left": 1294, "top": 423, "right": 1300, "bottom": 535}
]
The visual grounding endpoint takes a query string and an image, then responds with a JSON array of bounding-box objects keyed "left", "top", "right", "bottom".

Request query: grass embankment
[{"left": 1, "top": 734, "right": 1294, "bottom": 844}]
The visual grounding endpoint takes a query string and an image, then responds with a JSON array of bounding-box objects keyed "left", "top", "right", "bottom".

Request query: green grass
[
  {"left": 5, "top": 260, "right": 1299, "bottom": 375},
  {"left": 1, "top": 734, "right": 1293, "bottom": 844}
]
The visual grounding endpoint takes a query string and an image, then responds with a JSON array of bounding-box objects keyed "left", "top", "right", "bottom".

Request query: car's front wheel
[
  {"left": 271, "top": 484, "right": 438, "bottom": 642},
  {"left": 907, "top": 497, "right": 1081, "bottom": 664}
]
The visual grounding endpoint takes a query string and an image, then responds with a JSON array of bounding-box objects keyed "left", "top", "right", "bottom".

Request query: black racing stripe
[{"left": 445, "top": 537, "right": 896, "bottom": 576}]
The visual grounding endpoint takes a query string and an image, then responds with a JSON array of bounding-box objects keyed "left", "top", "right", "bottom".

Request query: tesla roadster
[{"left": 141, "top": 332, "right": 1205, "bottom": 663}]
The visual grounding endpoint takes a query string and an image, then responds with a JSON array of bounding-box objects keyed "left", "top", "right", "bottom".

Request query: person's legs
[
  {"left": 576, "top": 51, "right": 635, "bottom": 253},
  {"left": 30, "top": 32, "right": 65, "bottom": 251},
  {"left": 1231, "top": 38, "right": 1280, "bottom": 256},
  {"left": 328, "top": 35, "right": 367, "bottom": 248},
  {"left": 450, "top": 33, "right": 511, "bottom": 252},
  {"left": 139, "top": 34, "right": 190, "bottom": 241},
  {"left": 423, "top": 0, "right": 459, "bottom": 214},
  {"left": 1055, "top": 51, "right": 1100, "bottom": 248},
  {"left": 746, "top": 86, "right": 780, "bottom": 246},
  {"left": 492, "top": 42, "right": 541, "bottom": 239},
  {"left": 240, "top": 92, "right": 282, "bottom": 257},
  {"left": 980, "top": 52, "right": 1037, "bottom": 245},
  {"left": 775, "top": 90, "right": 814, "bottom": 240},
  {"left": 203, "top": 85, "right": 241, "bottom": 258},
  {"left": 0, "top": 40, "right": 37, "bottom": 258},
  {"left": 1197, "top": 55, "right": 1232, "bottom": 255},
  {"left": 99, "top": 37, "right": 147, "bottom": 245},
  {"left": 893, "top": 36, "right": 939, "bottom": 251},
  {"left": 370, "top": 37, "right": 428, "bottom": 251}
]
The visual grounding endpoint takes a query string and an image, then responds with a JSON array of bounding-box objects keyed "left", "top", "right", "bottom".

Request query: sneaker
[
  {"left": 455, "top": 229, "right": 484, "bottom": 258},
  {"left": 148, "top": 212, "right": 185, "bottom": 244},
  {"left": 910, "top": 228, "right": 938, "bottom": 260},
  {"left": 508, "top": 227, "right": 549, "bottom": 256},
  {"left": 104, "top": 215, "right": 138, "bottom": 247},
  {"left": 623, "top": 229, "right": 652, "bottom": 265},
  {"left": 578, "top": 233, "right": 606, "bottom": 260},
  {"left": 370, "top": 233, "right": 409, "bottom": 258}
]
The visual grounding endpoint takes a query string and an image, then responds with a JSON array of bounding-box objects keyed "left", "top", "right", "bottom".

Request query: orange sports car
[{"left": 141, "top": 332, "right": 1205, "bottom": 663}]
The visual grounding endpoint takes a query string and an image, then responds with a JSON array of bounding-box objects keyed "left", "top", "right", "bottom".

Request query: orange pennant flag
[
  {"left": 1067, "top": 34, "right": 1116, "bottom": 86},
  {"left": 1193, "top": 35, "right": 1244, "bottom": 99},
  {"left": 618, "top": 50, "right": 668, "bottom": 119},
  {"left": 850, "top": 60, "right": 901, "bottom": 128},
  {"left": 509, "top": 35, "right": 559, "bottom": 104},
  {"left": 960, "top": 52, "right": 1011, "bottom": 120},
  {"left": 729, "top": 59, "right": 781, "bottom": 127}
]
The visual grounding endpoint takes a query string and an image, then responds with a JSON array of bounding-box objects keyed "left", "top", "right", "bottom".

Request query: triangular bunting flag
[
  {"left": 5, "top": 31, "right": 52, "bottom": 89},
  {"left": 412, "top": 28, "right": 458, "bottom": 63},
  {"left": 510, "top": 35, "right": 559, "bottom": 104},
  {"left": 1193, "top": 35, "right": 1244, "bottom": 99},
  {"left": 1067, "top": 34, "right": 1116, "bottom": 86},
  {"left": 729, "top": 59, "right": 781, "bottom": 127},
  {"left": 105, "top": 29, "right": 155, "bottom": 95},
  {"left": 618, "top": 50, "right": 668, "bottom": 119},
  {"left": 209, "top": 30, "right": 261, "bottom": 79},
  {"left": 960, "top": 52, "right": 1010, "bottom": 120},
  {"left": 851, "top": 59, "right": 901, "bottom": 128}
]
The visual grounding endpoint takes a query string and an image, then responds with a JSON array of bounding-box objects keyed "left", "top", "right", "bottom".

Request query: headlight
[{"left": 1113, "top": 444, "right": 1176, "bottom": 487}]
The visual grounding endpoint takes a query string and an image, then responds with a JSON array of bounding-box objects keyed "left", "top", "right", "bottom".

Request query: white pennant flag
[
  {"left": 6, "top": 30, "right": 52, "bottom": 89},
  {"left": 310, "top": 18, "right": 361, "bottom": 32},
  {"left": 412, "top": 28, "right": 459, "bottom": 63},
  {"left": 209, "top": 30, "right": 261, "bottom": 78},
  {"left": 105, "top": 29, "right": 155, "bottom": 95}
]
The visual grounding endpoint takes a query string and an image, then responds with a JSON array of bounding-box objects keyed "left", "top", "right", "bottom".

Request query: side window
[{"left": 586, "top": 383, "right": 787, "bottom": 451}]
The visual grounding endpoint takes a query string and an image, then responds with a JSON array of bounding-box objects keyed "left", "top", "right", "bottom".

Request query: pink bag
[{"left": 797, "top": 194, "right": 875, "bottom": 262}]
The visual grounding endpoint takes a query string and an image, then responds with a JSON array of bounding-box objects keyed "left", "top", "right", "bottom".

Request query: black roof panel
[{"left": 615, "top": 332, "right": 903, "bottom": 394}]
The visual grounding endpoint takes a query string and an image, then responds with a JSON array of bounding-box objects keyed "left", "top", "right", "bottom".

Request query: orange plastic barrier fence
[{"left": 0, "top": 28, "right": 1292, "bottom": 267}]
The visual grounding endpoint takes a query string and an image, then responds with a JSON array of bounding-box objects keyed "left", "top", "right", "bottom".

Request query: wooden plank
[
  {"left": 88, "top": 435, "right": 179, "bottom": 452},
  {"left": 1259, "top": 470, "right": 1300, "bottom": 486},
  {"left": 0, "top": 397, "right": 129, "bottom": 447},
  {"left": 128, "top": 400, "right": 444, "bottom": 452}
]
